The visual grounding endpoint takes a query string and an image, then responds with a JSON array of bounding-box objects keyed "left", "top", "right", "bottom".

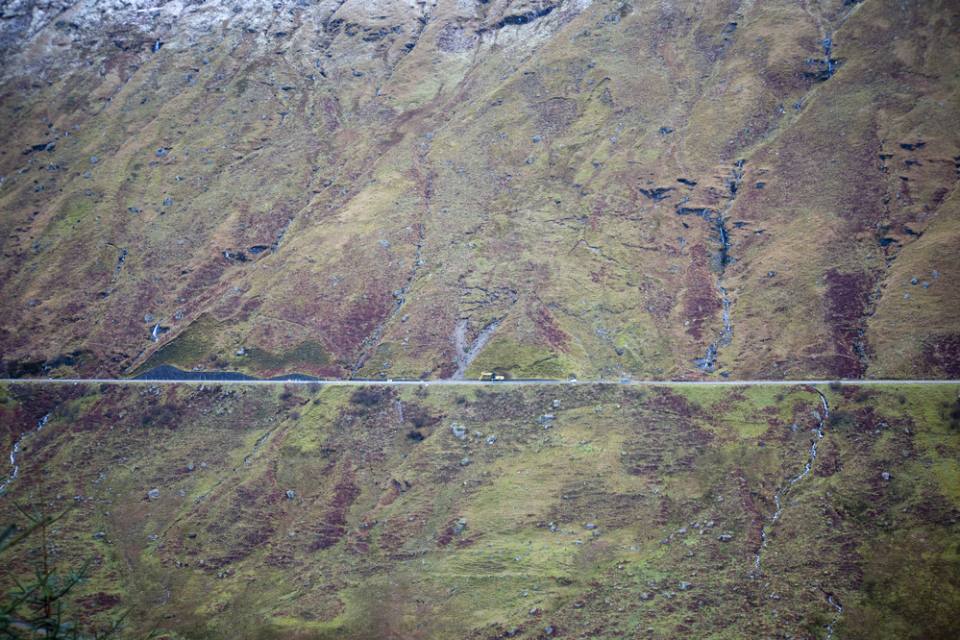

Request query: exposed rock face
[{"left": 0, "top": 0, "right": 958, "bottom": 380}]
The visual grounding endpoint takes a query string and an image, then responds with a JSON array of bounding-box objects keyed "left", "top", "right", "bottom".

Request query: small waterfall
[{"left": 0, "top": 413, "right": 50, "bottom": 495}]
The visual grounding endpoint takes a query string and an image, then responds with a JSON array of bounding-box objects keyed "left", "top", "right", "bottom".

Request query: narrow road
[{"left": 0, "top": 378, "right": 956, "bottom": 387}]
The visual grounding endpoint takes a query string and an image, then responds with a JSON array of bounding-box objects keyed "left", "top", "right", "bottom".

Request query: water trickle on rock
[
  {"left": 753, "top": 388, "right": 843, "bottom": 636},
  {"left": 1, "top": 413, "right": 50, "bottom": 495},
  {"left": 686, "top": 161, "right": 742, "bottom": 373}
]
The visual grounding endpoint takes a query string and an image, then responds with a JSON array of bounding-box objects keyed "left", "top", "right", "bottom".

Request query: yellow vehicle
[{"left": 479, "top": 371, "right": 506, "bottom": 381}]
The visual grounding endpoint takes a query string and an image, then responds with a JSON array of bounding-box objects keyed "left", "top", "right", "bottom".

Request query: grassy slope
[
  {"left": 0, "top": 382, "right": 957, "bottom": 638},
  {"left": 0, "top": 0, "right": 957, "bottom": 380}
]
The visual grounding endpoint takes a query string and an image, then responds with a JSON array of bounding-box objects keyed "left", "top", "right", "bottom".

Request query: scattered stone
[
  {"left": 236, "top": 347, "right": 246, "bottom": 356},
  {"left": 718, "top": 534, "right": 733, "bottom": 542},
  {"left": 767, "top": 270, "right": 777, "bottom": 278},
  {"left": 532, "top": 135, "right": 542, "bottom": 143},
  {"left": 156, "top": 147, "right": 169, "bottom": 158},
  {"left": 911, "top": 277, "right": 919, "bottom": 285},
  {"left": 128, "top": 206, "right": 142, "bottom": 214},
  {"left": 144, "top": 314, "right": 155, "bottom": 323},
  {"left": 639, "top": 592, "right": 654, "bottom": 601},
  {"left": 552, "top": 399, "right": 561, "bottom": 409},
  {"left": 922, "top": 281, "right": 930, "bottom": 289},
  {"left": 162, "top": 197, "right": 173, "bottom": 207},
  {"left": 451, "top": 423, "right": 468, "bottom": 440},
  {"left": 538, "top": 414, "right": 555, "bottom": 425},
  {"left": 881, "top": 471, "right": 892, "bottom": 481},
  {"left": 452, "top": 518, "right": 467, "bottom": 535},
  {"left": 679, "top": 581, "right": 693, "bottom": 591},
  {"left": 584, "top": 522, "right": 597, "bottom": 530},
  {"left": 544, "top": 625, "right": 556, "bottom": 636},
  {"left": 147, "top": 488, "right": 160, "bottom": 500},
  {"left": 223, "top": 250, "right": 247, "bottom": 262},
  {"left": 529, "top": 607, "right": 541, "bottom": 616},
  {"left": 460, "top": 456, "right": 471, "bottom": 466},
  {"left": 92, "top": 531, "right": 106, "bottom": 540},
  {"left": 659, "top": 126, "right": 674, "bottom": 134},
  {"left": 90, "top": 156, "right": 99, "bottom": 164},
  {"left": 285, "top": 489, "right": 296, "bottom": 499},
  {"left": 485, "top": 435, "right": 497, "bottom": 445}
]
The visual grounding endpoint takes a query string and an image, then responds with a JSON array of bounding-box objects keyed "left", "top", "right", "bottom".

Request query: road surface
[{"left": 1, "top": 377, "right": 957, "bottom": 387}]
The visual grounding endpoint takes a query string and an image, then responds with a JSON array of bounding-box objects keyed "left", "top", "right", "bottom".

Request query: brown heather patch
[
  {"left": 815, "top": 439, "right": 843, "bottom": 477},
  {"left": 647, "top": 387, "right": 699, "bottom": 418},
  {"left": 375, "top": 503, "right": 437, "bottom": 559},
  {"left": 532, "top": 304, "right": 570, "bottom": 351},
  {"left": 824, "top": 268, "right": 871, "bottom": 378},
  {"left": 922, "top": 333, "right": 960, "bottom": 377},
  {"left": 185, "top": 260, "right": 226, "bottom": 293},
  {"left": 682, "top": 243, "right": 720, "bottom": 341},
  {"left": 310, "top": 463, "right": 361, "bottom": 552},
  {"left": 333, "top": 291, "right": 394, "bottom": 357}
]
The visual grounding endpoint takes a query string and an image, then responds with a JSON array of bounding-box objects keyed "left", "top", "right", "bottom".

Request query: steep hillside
[
  {"left": 1, "top": 382, "right": 958, "bottom": 638},
  {"left": 1, "top": 0, "right": 958, "bottom": 380}
]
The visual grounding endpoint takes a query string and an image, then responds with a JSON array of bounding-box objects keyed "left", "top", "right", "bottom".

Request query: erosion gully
[
  {"left": 452, "top": 317, "right": 502, "bottom": 380},
  {"left": 677, "top": 160, "right": 743, "bottom": 373},
  {"left": 753, "top": 387, "right": 843, "bottom": 638}
]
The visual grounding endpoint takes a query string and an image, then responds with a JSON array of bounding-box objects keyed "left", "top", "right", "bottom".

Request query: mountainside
[
  {"left": 1, "top": 0, "right": 958, "bottom": 381},
  {"left": 1, "top": 382, "right": 958, "bottom": 639},
  {"left": 2, "top": 5, "right": 960, "bottom": 638}
]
